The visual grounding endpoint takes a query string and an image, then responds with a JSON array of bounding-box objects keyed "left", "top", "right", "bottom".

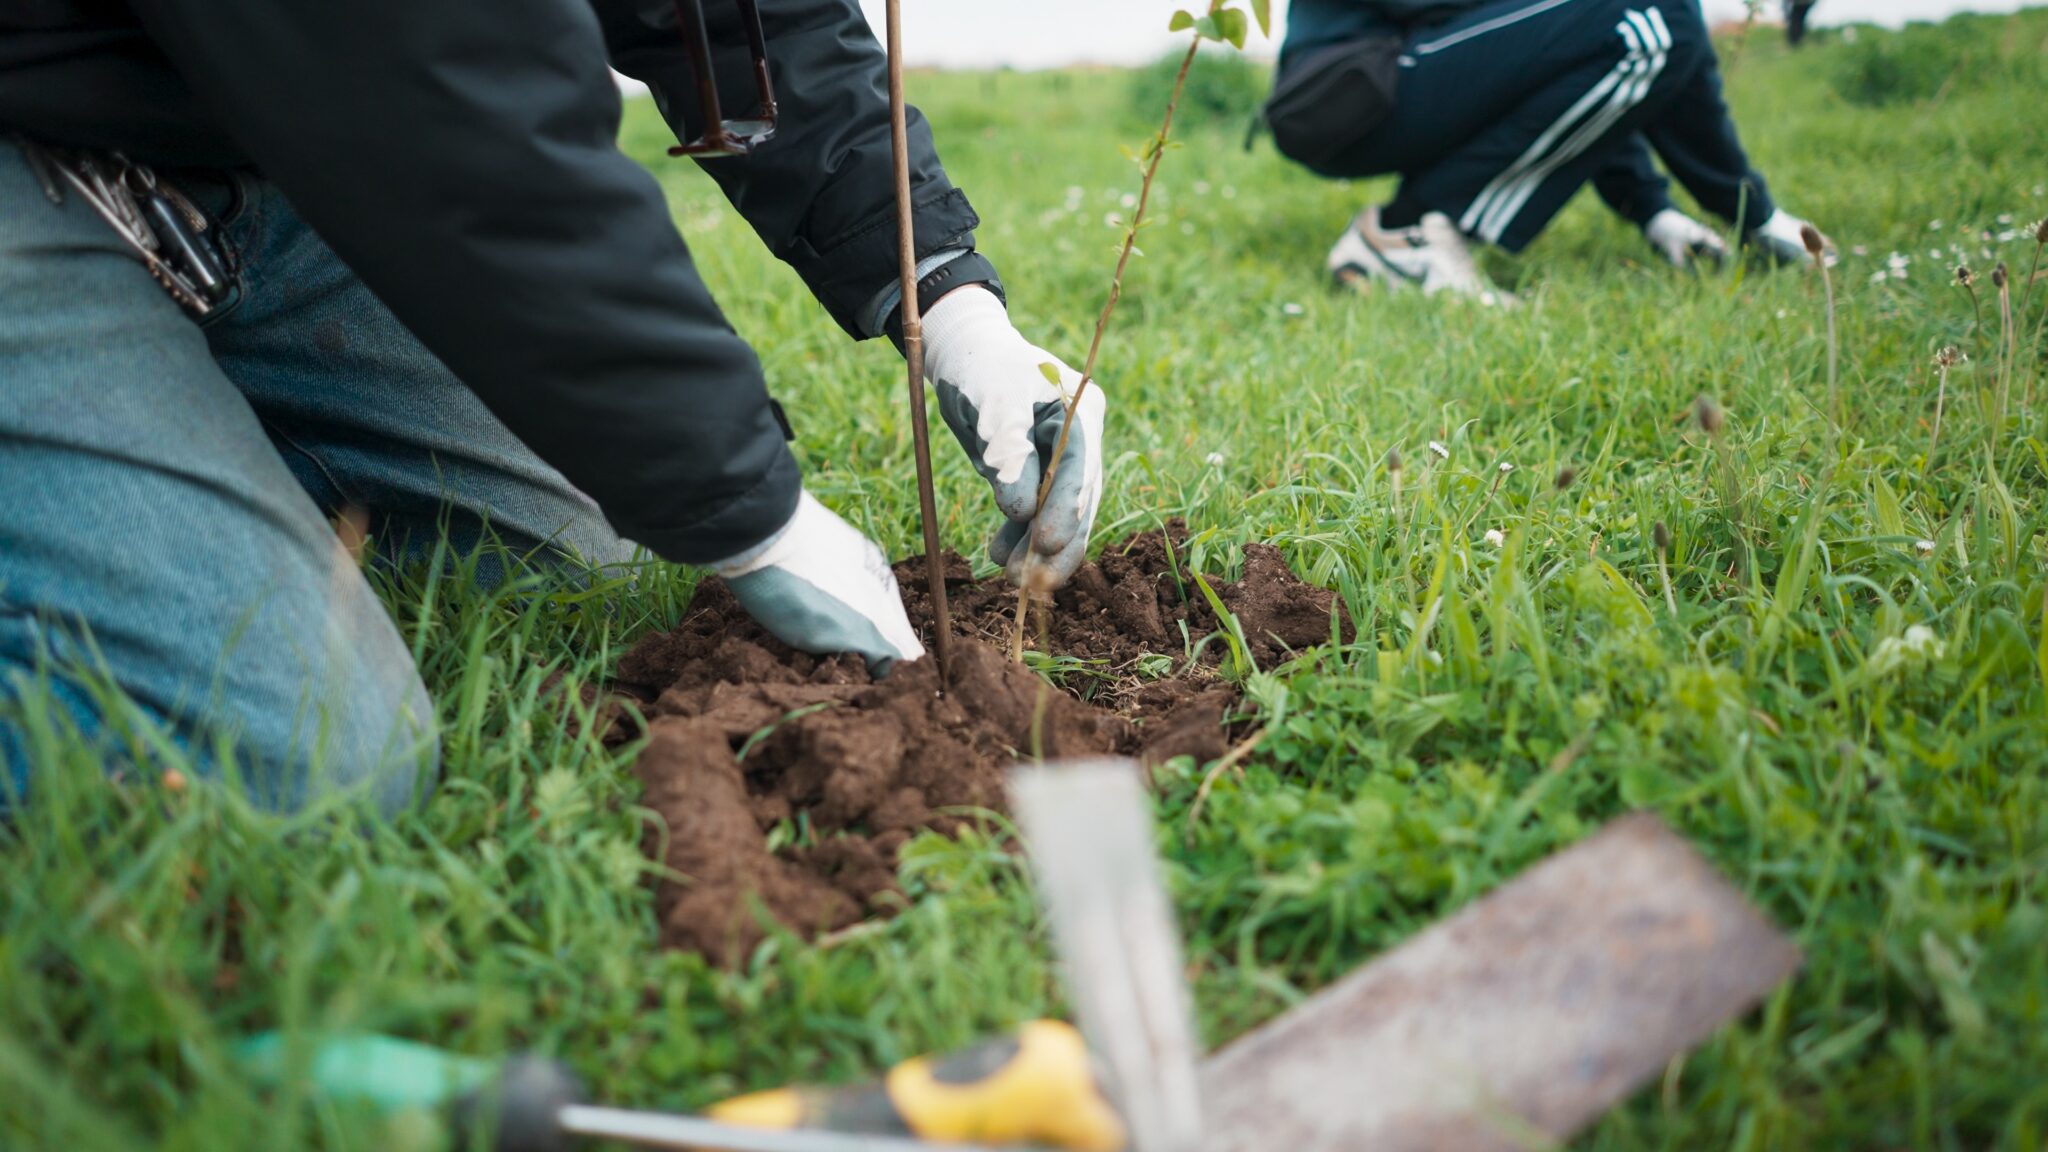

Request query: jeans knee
[{"left": 260, "top": 655, "right": 441, "bottom": 819}]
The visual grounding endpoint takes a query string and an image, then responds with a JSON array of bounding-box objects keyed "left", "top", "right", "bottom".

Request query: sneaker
[
  {"left": 1749, "top": 208, "right": 1839, "bottom": 267},
  {"left": 1644, "top": 208, "right": 1729, "bottom": 270},
  {"left": 1327, "top": 206, "right": 1506, "bottom": 303}
]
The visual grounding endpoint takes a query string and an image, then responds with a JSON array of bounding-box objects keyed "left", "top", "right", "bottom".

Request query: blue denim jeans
[{"left": 0, "top": 144, "right": 632, "bottom": 815}]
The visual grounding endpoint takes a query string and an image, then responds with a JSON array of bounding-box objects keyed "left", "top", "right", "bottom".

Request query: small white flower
[
  {"left": 1998, "top": 213, "right": 2014, "bottom": 225},
  {"left": 1497, "top": 461, "right": 1514, "bottom": 474},
  {"left": 1775, "top": 308, "right": 1789, "bottom": 319},
  {"left": 1120, "top": 193, "right": 1138, "bottom": 209},
  {"left": 1851, "top": 245, "right": 1869, "bottom": 256},
  {"left": 1220, "top": 185, "right": 1237, "bottom": 199},
  {"left": 1066, "top": 185, "right": 1085, "bottom": 200},
  {"left": 1104, "top": 211, "right": 1123, "bottom": 228},
  {"left": 1915, "top": 539, "right": 1936, "bottom": 556},
  {"left": 1870, "top": 271, "right": 1889, "bottom": 285},
  {"left": 1887, "top": 251, "right": 1910, "bottom": 271},
  {"left": 1930, "top": 249, "right": 1944, "bottom": 260},
  {"left": 1193, "top": 180, "right": 1211, "bottom": 196},
  {"left": 1928, "top": 219, "right": 1945, "bottom": 231},
  {"left": 1998, "top": 230, "right": 2021, "bottom": 243},
  {"left": 1428, "top": 440, "right": 1450, "bottom": 460},
  {"left": 1483, "top": 528, "right": 1505, "bottom": 546},
  {"left": 1866, "top": 625, "right": 1945, "bottom": 676},
  {"left": 1890, "top": 267, "right": 1909, "bottom": 280},
  {"left": 1205, "top": 451, "right": 1226, "bottom": 466},
  {"left": 1282, "top": 302, "right": 1305, "bottom": 316}
]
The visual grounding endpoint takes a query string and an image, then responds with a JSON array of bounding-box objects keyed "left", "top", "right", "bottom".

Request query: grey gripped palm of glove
[
  {"left": 712, "top": 492, "right": 926, "bottom": 677},
  {"left": 918, "top": 285, "right": 1106, "bottom": 588}
]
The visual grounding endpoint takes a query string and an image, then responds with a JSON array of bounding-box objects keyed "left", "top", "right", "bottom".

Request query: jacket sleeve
[
  {"left": 126, "top": 0, "right": 800, "bottom": 565},
  {"left": 599, "top": 0, "right": 1001, "bottom": 338}
]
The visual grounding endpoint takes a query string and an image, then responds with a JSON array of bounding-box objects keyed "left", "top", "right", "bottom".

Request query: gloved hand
[
  {"left": 713, "top": 491, "right": 926, "bottom": 676},
  {"left": 920, "top": 285, "right": 1105, "bottom": 588}
]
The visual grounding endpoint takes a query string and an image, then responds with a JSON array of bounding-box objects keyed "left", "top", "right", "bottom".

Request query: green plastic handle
[{"left": 234, "top": 1032, "right": 497, "bottom": 1113}]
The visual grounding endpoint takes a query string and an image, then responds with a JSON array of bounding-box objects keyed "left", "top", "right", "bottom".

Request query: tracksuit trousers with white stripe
[{"left": 1305, "top": 0, "right": 1777, "bottom": 251}]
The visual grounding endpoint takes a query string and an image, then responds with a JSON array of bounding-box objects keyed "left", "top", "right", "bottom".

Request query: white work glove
[
  {"left": 712, "top": 491, "right": 926, "bottom": 676},
  {"left": 920, "top": 285, "right": 1105, "bottom": 588},
  {"left": 1644, "top": 208, "right": 1728, "bottom": 270}
]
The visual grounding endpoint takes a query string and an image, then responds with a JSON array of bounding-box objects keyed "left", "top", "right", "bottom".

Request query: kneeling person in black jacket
[
  {"left": 1269, "top": 0, "right": 1833, "bottom": 299},
  {"left": 0, "top": 0, "right": 1103, "bottom": 814}
]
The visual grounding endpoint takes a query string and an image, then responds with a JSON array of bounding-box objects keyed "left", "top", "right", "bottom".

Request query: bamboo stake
[{"left": 885, "top": 0, "right": 952, "bottom": 690}]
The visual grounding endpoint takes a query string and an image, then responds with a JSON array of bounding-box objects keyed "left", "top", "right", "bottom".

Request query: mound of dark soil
[{"left": 610, "top": 525, "right": 1348, "bottom": 963}]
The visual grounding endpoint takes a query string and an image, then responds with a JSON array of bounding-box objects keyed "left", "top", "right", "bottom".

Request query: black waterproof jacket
[{"left": 0, "top": 0, "right": 997, "bottom": 564}]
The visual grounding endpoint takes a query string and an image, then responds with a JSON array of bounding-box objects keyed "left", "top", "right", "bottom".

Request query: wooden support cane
[{"left": 884, "top": 0, "right": 953, "bottom": 691}]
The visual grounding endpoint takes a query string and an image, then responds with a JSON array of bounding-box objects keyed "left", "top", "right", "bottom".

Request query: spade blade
[
  {"left": 1011, "top": 759, "right": 1204, "bottom": 1152},
  {"left": 1197, "top": 813, "right": 1801, "bottom": 1152}
]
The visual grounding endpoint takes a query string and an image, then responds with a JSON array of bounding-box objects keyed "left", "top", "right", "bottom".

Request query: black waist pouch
[{"left": 1263, "top": 36, "right": 1405, "bottom": 173}]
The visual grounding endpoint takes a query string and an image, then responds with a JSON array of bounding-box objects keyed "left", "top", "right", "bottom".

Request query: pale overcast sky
[{"left": 851, "top": 0, "right": 2034, "bottom": 69}]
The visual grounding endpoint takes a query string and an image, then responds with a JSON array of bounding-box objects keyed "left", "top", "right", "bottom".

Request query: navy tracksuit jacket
[{"left": 1282, "top": 0, "right": 1777, "bottom": 250}]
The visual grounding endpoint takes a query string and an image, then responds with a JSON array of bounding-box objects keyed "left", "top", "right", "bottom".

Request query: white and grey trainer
[
  {"left": 1644, "top": 208, "right": 1729, "bottom": 270},
  {"left": 1326, "top": 206, "right": 1507, "bottom": 304}
]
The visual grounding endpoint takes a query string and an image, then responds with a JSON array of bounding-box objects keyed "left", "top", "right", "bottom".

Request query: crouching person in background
[{"left": 1267, "top": 0, "right": 1835, "bottom": 300}]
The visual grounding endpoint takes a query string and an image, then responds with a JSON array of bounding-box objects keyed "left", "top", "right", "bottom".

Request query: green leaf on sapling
[
  {"left": 1038, "top": 362, "right": 1063, "bottom": 386},
  {"left": 1168, "top": 9, "right": 1196, "bottom": 31},
  {"left": 1213, "top": 8, "right": 1248, "bottom": 47},
  {"left": 1250, "top": 0, "right": 1272, "bottom": 36}
]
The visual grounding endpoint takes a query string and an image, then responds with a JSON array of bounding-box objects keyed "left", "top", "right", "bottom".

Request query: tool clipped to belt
[{"left": 15, "top": 138, "right": 236, "bottom": 317}]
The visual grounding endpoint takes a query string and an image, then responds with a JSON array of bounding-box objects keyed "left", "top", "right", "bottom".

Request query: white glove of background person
[
  {"left": 919, "top": 285, "right": 1105, "bottom": 588},
  {"left": 713, "top": 492, "right": 926, "bottom": 676}
]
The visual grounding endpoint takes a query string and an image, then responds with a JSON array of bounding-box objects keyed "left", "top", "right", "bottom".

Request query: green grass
[{"left": 8, "top": 13, "right": 2048, "bottom": 1149}]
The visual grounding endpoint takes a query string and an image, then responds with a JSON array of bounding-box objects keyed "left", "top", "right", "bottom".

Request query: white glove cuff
[
  {"left": 918, "top": 284, "right": 1014, "bottom": 381},
  {"left": 708, "top": 491, "right": 811, "bottom": 578}
]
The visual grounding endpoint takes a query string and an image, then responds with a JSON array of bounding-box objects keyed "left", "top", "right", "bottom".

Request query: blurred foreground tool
[
  {"left": 234, "top": 1025, "right": 1111, "bottom": 1152},
  {"left": 237, "top": 788, "right": 1795, "bottom": 1152},
  {"left": 1193, "top": 811, "right": 1802, "bottom": 1151},
  {"left": 1010, "top": 760, "right": 1205, "bottom": 1152}
]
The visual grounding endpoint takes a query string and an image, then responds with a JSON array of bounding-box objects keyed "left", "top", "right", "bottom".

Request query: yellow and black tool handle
[{"left": 708, "top": 1020, "right": 1126, "bottom": 1151}]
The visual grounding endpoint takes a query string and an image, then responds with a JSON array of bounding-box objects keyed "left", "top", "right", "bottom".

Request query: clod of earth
[{"left": 609, "top": 525, "right": 1352, "bottom": 964}]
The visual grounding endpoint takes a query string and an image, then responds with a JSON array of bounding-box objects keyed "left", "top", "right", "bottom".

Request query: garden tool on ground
[{"left": 239, "top": 769, "right": 1798, "bottom": 1152}]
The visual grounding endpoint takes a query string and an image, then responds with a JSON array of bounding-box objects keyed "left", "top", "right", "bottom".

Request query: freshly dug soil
[{"left": 610, "top": 525, "right": 1349, "bottom": 963}]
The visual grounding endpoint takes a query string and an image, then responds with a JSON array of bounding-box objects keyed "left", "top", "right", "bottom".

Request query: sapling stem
[
  {"left": 1010, "top": 20, "right": 1209, "bottom": 659},
  {"left": 885, "top": 0, "right": 953, "bottom": 690}
]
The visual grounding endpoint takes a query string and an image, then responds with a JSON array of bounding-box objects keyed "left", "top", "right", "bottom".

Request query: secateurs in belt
[{"left": 13, "top": 138, "right": 236, "bottom": 318}]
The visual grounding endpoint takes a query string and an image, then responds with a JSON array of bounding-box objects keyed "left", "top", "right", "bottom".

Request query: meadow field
[{"left": 5, "top": 11, "right": 2048, "bottom": 1149}]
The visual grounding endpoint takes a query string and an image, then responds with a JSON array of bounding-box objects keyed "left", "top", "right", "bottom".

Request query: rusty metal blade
[
  {"left": 1196, "top": 813, "right": 1800, "bottom": 1152},
  {"left": 1012, "top": 759, "right": 1204, "bottom": 1152}
]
